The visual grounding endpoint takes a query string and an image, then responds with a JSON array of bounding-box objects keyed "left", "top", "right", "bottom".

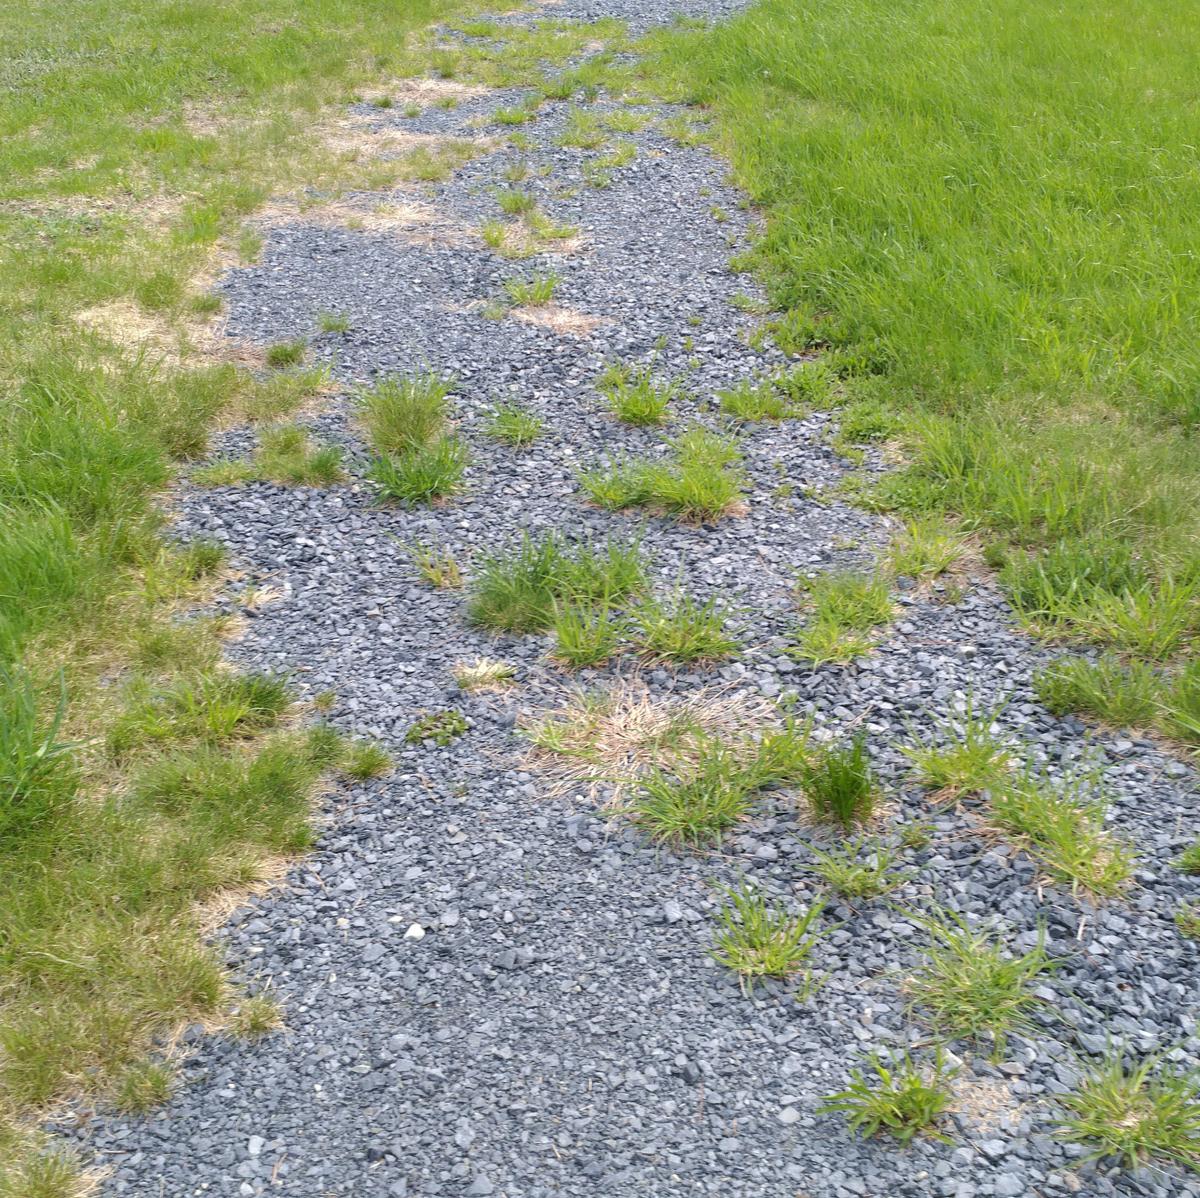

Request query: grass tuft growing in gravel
[
  {"left": 359, "top": 372, "right": 454, "bottom": 457},
  {"left": 367, "top": 434, "right": 469, "bottom": 506},
  {"left": 887, "top": 518, "right": 967, "bottom": 581},
  {"left": 717, "top": 378, "right": 794, "bottom": 422},
  {"left": 908, "top": 911, "right": 1054, "bottom": 1054},
  {"left": 454, "top": 658, "right": 517, "bottom": 692},
  {"left": 1033, "top": 655, "right": 1163, "bottom": 729},
  {"left": 820, "top": 1050, "right": 958, "bottom": 1144},
  {"left": 578, "top": 424, "right": 746, "bottom": 521},
  {"left": 710, "top": 882, "right": 825, "bottom": 985},
  {"left": 800, "top": 733, "right": 877, "bottom": 829},
  {"left": 405, "top": 710, "right": 468, "bottom": 747},
  {"left": 598, "top": 362, "right": 679, "bottom": 426},
  {"left": 195, "top": 425, "right": 344, "bottom": 488},
  {"left": 901, "top": 698, "right": 1012, "bottom": 800},
  {"left": 407, "top": 540, "right": 464, "bottom": 589},
  {"left": 793, "top": 571, "right": 893, "bottom": 664},
  {"left": 467, "top": 532, "right": 647, "bottom": 633},
  {"left": 552, "top": 601, "right": 623, "bottom": 669},
  {"left": 812, "top": 839, "right": 907, "bottom": 900},
  {"left": 628, "top": 590, "right": 738, "bottom": 664},
  {"left": 503, "top": 273, "right": 560, "bottom": 307},
  {"left": 1056, "top": 1051, "right": 1200, "bottom": 1171},
  {"left": 989, "top": 766, "right": 1135, "bottom": 896},
  {"left": 485, "top": 403, "right": 543, "bottom": 448}
]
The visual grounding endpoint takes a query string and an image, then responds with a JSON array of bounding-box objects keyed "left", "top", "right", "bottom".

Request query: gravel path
[{"left": 75, "top": 2, "right": 1200, "bottom": 1195}]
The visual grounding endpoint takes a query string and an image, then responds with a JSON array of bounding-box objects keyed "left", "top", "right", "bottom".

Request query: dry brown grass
[{"left": 510, "top": 304, "right": 605, "bottom": 337}]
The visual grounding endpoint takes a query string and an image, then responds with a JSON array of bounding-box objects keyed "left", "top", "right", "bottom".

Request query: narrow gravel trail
[{"left": 78, "top": 3, "right": 1200, "bottom": 1196}]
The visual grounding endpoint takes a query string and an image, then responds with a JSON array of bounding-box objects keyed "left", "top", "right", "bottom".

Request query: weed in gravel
[
  {"left": 820, "top": 1049, "right": 958, "bottom": 1144},
  {"left": 486, "top": 403, "right": 543, "bottom": 448},
  {"left": 407, "top": 540, "right": 463, "bottom": 589},
  {"left": 605, "top": 109, "right": 648, "bottom": 133},
  {"left": 557, "top": 108, "right": 607, "bottom": 149},
  {"left": 316, "top": 310, "right": 350, "bottom": 334},
  {"left": 908, "top": 911, "right": 1054, "bottom": 1053},
  {"left": 358, "top": 372, "right": 453, "bottom": 457},
  {"left": 717, "top": 378, "right": 793, "bottom": 422},
  {"left": 1056, "top": 1051, "right": 1200, "bottom": 1170},
  {"left": 1176, "top": 902, "right": 1200, "bottom": 940},
  {"left": 628, "top": 590, "right": 738, "bottom": 663},
  {"left": 341, "top": 739, "right": 392, "bottom": 780},
  {"left": 740, "top": 715, "right": 815, "bottom": 790},
  {"left": 552, "top": 601, "right": 623, "bottom": 669},
  {"left": 405, "top": 710, "right": 468, "bottom": 747},
  {"left": 629, "top": 744, "right": 754, "bottom": 848},
  {"left": 801, "top": 733, "right": 877, "bottom": 829},
  {"left": 578, "top": 424, "right": 746, "bottom": 521},
  {"left": 989, "top": 765, "right": 1135, "bottom": 896},
  {"left": 195, "top": 425, "right": 344, "bottom": 488},
  {"left": 902, "top": 698, "right": 1013, "bottom": 799},
  {"left": 812, "top": 840, "right": 907, "bottom": 900},
  {"left": 1162, "top": 659, "right": 1200, "bottom": 745},
  {"left": 1033, "top": 654, "right": 1163, "bottom": 728},
  {"left": 1175, "top": 841, "right": 1200, "bottom": 874},
  {"left": 888, "top": 518, "right": 967, "bottom": 580},
  {"left": 504, "top": 273, "right": 560, "bottom": 307},
  {"left": 711, "top": 882, "right": 826, "bottom": 983},
  {"left": 454, "top": 658, "right": 516, "bottom": 691},
  {"left": 265, "top": 340, "right": 306, "bottom": 369},
  {"left": 493, "top": 102, "right": 539, "bottom": 126},
  {"left": 227, "top": 993, "right": 282, "bottom": 1039},
  {"left": 468, "top": 533, "right": 646, "bottom": 633},
  {"left": 599, "top": 362, "right": 678, "bottom": 426},
  {"left": 368, "top": 436, "right": 469, "bottom": 506},
  {"left": 495, "top": 187, "right": 537, "bottom": 216},
  {"left": 792, "top": 620, "right": 875, "bottom": 666},
  {"left": 899, "top": 819, "right": 935, "bottom": 851},
  {"left": 794, "top": 571, "right": 893, "bottom": 664}
]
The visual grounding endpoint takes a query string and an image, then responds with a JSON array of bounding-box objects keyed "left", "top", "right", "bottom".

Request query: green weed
[
  {"left": 367, "top": 436, "right": 469, "bottom": 506},
  {"left": 801, "top": 734, "right": 877, "bottom": 829},
  {"left": 710, "top": 882, "right": 825, "bottom": 984},
  {"left": 902, "top": 698, "right": 1012, "bottom": 799},
  {"left": 486, "top": 403, "right": 543, "bottom": 448},
  {"left": 820, "top": 1050, "right": 957, "bottom": 1144},
  {"left": 628, "top": 590, "right": 738, "bottom": 663},
  {"left": 358, "top": 373, "right": 453, "bottom": 457},
  {"left": 598, "top": 362, "right": 678, "bottom": 426},
  {"left": 812, "top": 839, "right": 907, "bottom": 900},
  {"left": 405, "top": 710, "right": 467, "bottom": 747}
]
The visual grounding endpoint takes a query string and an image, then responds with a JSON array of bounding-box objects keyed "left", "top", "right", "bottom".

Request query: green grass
[
  {"left": 503, "top": 273, "right": 560, "bottom": 307},
  {"left": 710, "top": 883, "right": 825, "bottom": 984},
  {"left": 1033, "top": 655, "right": 1164, "bottom": 730},
  {"left": 265, "top": 340, "right": 307, "bottom": 369},
  {"left": 408, "top": 539, "right": 464, "bottom": 589},
  {"left": 800, "top": 733, "right": 876, "bottom": 829},
  {"left": 598, "top": 362, "right": 679, "bottom": 426},
  {"left": 405, "top": 710, "right": 468, "bottom": 746},
  {"left": 717, "top": 378, "right": 794, "bottom": 422},
  {"left": 552, "top": 601, "right": 623, "bottom": 668},
  {"left": 820, "top": 1050, "right": 957, "bottom": 1145},
  {"left": 811, "top": 839, "right": 906, "bottom": 900},
  {"left": 195, "top": 424, "right": 344, "bottom": 488},
  {"left": 467, "top": 532, "right": 647, "bottom": 633},
  {"left": 367, "top": 435, "right": 469, "bottom": 506},
  {"left": 358, "top": 372, "right": 454, "bottom": 457},
  {"left": 901, "top": 699, "right": 1012, "bottom": 800},
  {"left": 486, "top": 403, "right": 543, "bottom": 448},
  {"left": 1056, "top": 1051, "right": 1200, "bottom": 1171},
  {"left": 793, "top": 571, "right": 893, "bottom": 665},
  {"left": 578, "top": 424, "right": 747, "bottom": 521},
  {"left": 908, "top": 910, "right": 1054, "bottom": 1054},
  {"left": 628, "top": 590, "right": 738, "bottom": 664},
  {"left": 887, "top": 518, "right": 967, "bottom": 581},
  {"left": 646, "top": 0, "right": 1200, "bottom": 689}
]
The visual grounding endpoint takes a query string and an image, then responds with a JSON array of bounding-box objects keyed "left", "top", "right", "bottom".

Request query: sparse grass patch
[
  {"left": 407, "top": 540, "right": 463, "bottom": 589},
  {"left": 578, "top": 424, "right": 747, "bottom": 521},
  {"left": 367, "top": 434, "right": 469, "bottom": 506},
  {"left": 888, "top": 518, "right": 967, "bottom": 581},
  {"left": 989, "top": 766, "right": 1135, "bottom": 896},
  {"left": 114, "top": 1060, "right": 173, "bottom": 1113},
  {"left": 598, "top": 362, "right": 679, "bottom": 426},
  {"left": 495, "top": 187, "right": 538, "bottom": 216},
  {"left": 316, "top": 310, "right": 350, "bottom": 334},
  {"left": 794, "top": 571, "right": 893, "bottom": 664},
  {"left": 629, "top": 743, "right": 755, "bottom": 847},
  {"left": 628, "top": 590, "right": 738, "bottom": 664},
  {"left": 557, "top": 108, "right": 607, "bottom": 149},
  {"left": 467, "top": 532, "right": 647, "bottom": 633},
  {"left": 1176, "top": 902, "right": 1200, "bottom": 941},
  {"left": 1176, "top": 841, "right": 1200, "bottom": 875},
  {"left": 552, "top": 601, "right": 623, "bottom": 669},
  {"left": 485, "top": 403, "right": 543, "bottom": 447},
  {"left": 341, "top": 739, "right": 392, "bottom": 780},
  {"left": 812, "top": 839, "right": 907, "bottom": 900},
  {"left": 902, "top": 699, "right": 1012, "bottom": 800},
  {"left": 227, "top": 992, "right": 282, "bottom": 1039},
  {"left": 405, "top": 710, "right": 467, "bottom": 747},
  {"left": 717, "top": 378, "right": 793, "bottom": 422},
  {"left": 820, "top": 1050, "right": 957, "bottom": 1144},
  {"left": 503, "top": 273, "right": 560, "bottom": 307},
  {"left": 265, "top": 340, "right": 307, "bottom": 369},
  {"left": 711, "top": 882, "right": 825, "bottom": 984},
  {"left": 800, "top": 733, "right": 877, "bottom": 829},
  {"left": 908, "top": 911, "right": 1053, "bottom": 1053},
  {"left": 1056, "top": 1051, "right": 1200, "bottom": 1171},
  {"left": 195, "top": 425, "right": 344, "bottom": 488},
  {"left": 1033, "top": 655, "right": 1163, "bottom": 729},
  {"left": 454, "top": 658, "right": 516, "bottom": 691}
]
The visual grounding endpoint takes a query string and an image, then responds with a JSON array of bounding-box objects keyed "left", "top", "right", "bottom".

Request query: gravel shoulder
[{"left": 74, "top": 3, "right": 1200, "bottom": 1196}]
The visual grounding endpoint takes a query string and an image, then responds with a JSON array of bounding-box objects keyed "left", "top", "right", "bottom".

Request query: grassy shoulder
[{"left": 639, "top": 0, "right": 1199, "bottom": 741}]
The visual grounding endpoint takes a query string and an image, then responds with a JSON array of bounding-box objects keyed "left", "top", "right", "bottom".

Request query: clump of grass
[
  {"left": 819, "top": 1050, "right": 958, "bottom": 1144},
  {"left": 578, "top": 424, "right": 747, "bottom": 521},
  {"left": 265, "top": 340, "right": 306, "bottom": 369},
  {"left": 1175, "top": 841, "right": 1200, "bottom": 874},
  {"left": 598, "top": 363, "right": 679, "bottom": 426},
  {"left": 195, "top": 425, "right": 344, "bottom": 488},
  {"left": 628, "top": 590, "right": 738, "bottom": 663},
  {"left": 740, "top": 715, "right": 815, "bottom": 790},
  {"left": 406, "top": 540, "right": 462, "bottom": 589},
  {"left": 710, "top": 882, "right": 826, "bottom": 984},
  {"left": 1033, "top": 653, "right": 1163, "bottom": 729},
  {"left": 794, "top": 571, "right": 893, "bottom": 664},
  {"left": 227, "top": 993, "right": 282, "bottom": 1039},
  {"left": 405, "top": 710, "right": 468, "bottom": 747},
  {"left": 717, "top": 378, "right": 793, "bottom": 422},
  {"left": 316, "top": 310, "right": 350, "bottom": 334},
  {"left": 114, "top": 1060, "right": 173, "bottom": 1113},
  {"left": 504, "top": 273, "right": 560, "bottom": 306},
  {"left": 629, "top": 743, "right": 754, "bottom": 847},
  {"left": 367, "top": 435, "right": 468, "bottom": 506},
  {"left": 467, "top": 533, "right": 647, "bottom": 633},
  {"left": 812, "top": 839, "right": 907, "bottom": 899},
  {"left": 552, "top": 601, "right": 623, "bottom": 669},
  {"left": 1056, "top": 1050, "right": 1200, "bottom": 1171},
  {"left": 989, "top": 765, "right": 1135, "bottom": 896},
  {"left": 1162, "top": 659, "right": 1200, "bottom": 745},
  {"left": 495, "top": 187, "right": 537, "bottom": 216},
  {"left": 557, "top": 108, "right": 607, "bottom": 149},
  {"left": 1176, "top": 902, "right": 1200, "bottom": 940},
  {"left": 902, "top": 698, "right": 1013, "bottom": 799},
  {"left": 888, "top": 518, "right": 967, "bottom": 580},
  {"left": 341, "top": 739, "right": 392, "bottom": 780},
  {"left": 358, "top": 372, "right": 453, "bottom": 457},
  {"left": 178, "top": 538, "right": 227, "bottom": 580},
  {"left": 908, "top": 911, "right": 1054, "bottom": 1053},
  {"left": 454, "top": 658, "right": 517, "bottom": 691},
  {"left": 800, "top": 733, "right": 877, "bottom": 828},
  {"left": 486, "top": 403, "right": 543, "bottom": 447}
]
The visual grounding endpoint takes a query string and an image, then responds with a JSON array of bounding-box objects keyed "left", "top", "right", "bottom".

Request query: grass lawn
[{"left": 644, "top": 0, "right": 1200, "bottom": 739}]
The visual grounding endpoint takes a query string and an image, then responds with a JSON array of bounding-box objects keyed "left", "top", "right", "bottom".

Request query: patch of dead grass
[{"left": 510, "top": 304, "right": 604, "bottom": 337}]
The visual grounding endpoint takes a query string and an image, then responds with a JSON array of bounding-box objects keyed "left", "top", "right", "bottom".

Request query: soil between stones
[{"left": 71, "top": 2, "right": 1200, "bottom": 1196}]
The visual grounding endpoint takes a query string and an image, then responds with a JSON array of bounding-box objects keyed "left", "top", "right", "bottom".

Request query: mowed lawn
[{"left": 648, "top": 0, "right": 1200, "bottom": 735}]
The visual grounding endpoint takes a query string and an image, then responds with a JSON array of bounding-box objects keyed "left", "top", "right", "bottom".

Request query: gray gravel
[{"left": 68, "top": 2, "right": 1200, "bottom": 1195}]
